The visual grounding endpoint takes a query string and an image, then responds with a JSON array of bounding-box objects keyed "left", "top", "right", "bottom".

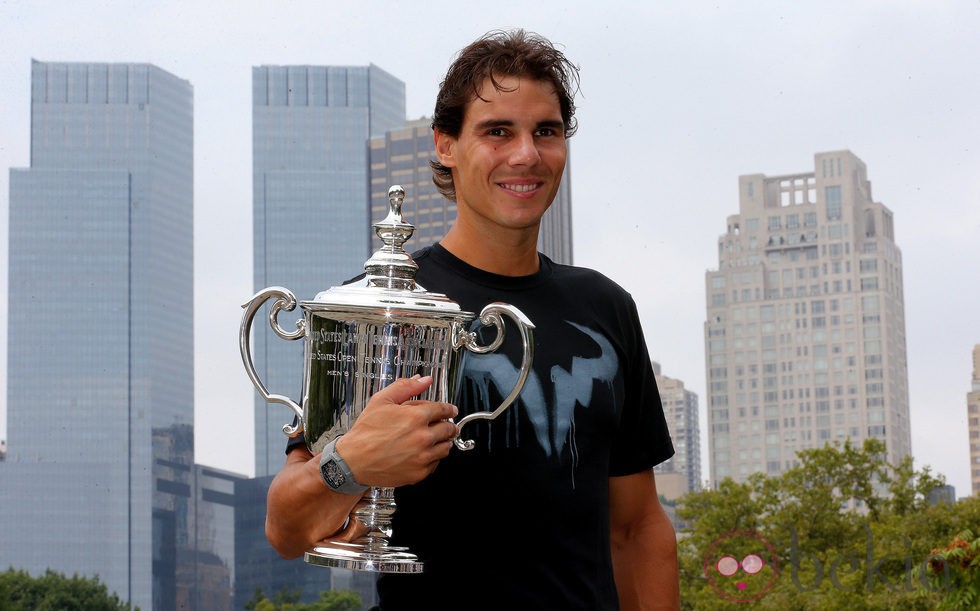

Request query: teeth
[{"left": 502, "top": 183, "right": 537, "bottom": 192}]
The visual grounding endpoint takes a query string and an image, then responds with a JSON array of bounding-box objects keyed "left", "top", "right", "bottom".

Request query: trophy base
[{"left": 305, "top": 541, "right": 424, "bottom": 574}]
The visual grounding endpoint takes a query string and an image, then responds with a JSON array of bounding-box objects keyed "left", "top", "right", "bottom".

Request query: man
[{"left": 266, "top": 29, "right": 679, "bottom": 610}]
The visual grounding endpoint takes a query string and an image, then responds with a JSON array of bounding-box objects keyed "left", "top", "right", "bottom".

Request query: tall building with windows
[
  {"left": 251, "top": 65, "right": 406, "bottom": 477},
  {"left": 187, "top": 464, "right": 246, "bottom": 611},
  {"left": 968, "top": 345, "right": 980, "bottom": 495},
  {"left": 2, "top": 60, "right": 194, "bottom": 610},
  {"left": 704, "top": 150, "right": 911, "bottom": 484},
  {"left": 368, "top": 118, "right": 574, "bottom": 264},
  {"left": 651, "top": 362, "right": 701, "bottom": 499}
]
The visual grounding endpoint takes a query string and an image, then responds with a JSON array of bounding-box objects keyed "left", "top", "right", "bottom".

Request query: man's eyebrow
[
  {"left": 472, "top": 119, "right": 565, "bottom": 131},
  {"left": 473, "top": 119, "right": 514, "bottom": 131},
  {"left": 537, "top": 119, "right": 565, "bottom": 131}
]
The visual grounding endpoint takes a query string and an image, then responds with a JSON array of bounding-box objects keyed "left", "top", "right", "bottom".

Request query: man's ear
[{"left": 433, "top": 129, "right": 457, "bottom": 168}]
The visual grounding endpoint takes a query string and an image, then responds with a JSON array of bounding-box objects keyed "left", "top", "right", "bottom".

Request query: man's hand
[
  {"left": 336, "top": 375, "right": 459, "bottom": 488},
  {"left": 266, "top": 375, "right": 459, "bottom": 558}
]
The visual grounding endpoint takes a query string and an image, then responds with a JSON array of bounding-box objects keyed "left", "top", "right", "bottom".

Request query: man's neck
[{"left": 439, "top": 223, "right": 540, "bottom": 277}]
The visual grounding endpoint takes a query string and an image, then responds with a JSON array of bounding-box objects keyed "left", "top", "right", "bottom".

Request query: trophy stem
[
  {"left": 351, "top": 486, "right": 397, "bottom": 550},
  {"left": 305, "top": 487, "right": 424, "bottom": 573}
]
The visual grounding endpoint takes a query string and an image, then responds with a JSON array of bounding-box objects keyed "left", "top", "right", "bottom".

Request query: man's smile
[{"left": 499, "top": 182, "right": 542, "bottom": 193}]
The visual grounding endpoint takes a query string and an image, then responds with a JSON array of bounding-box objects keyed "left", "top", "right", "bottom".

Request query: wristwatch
[{"left": 319, "top": 438, "right": 369, "bottom": 495}]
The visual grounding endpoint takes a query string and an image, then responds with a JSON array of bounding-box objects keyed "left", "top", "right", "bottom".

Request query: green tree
[
  {"left": 245, "top": 587, "right": 302, "bottom": 611},
  {"left": 303, "top": 590, "right": 362, "bottom": 611},
  {"left": 676, "top": 439, "right": 961, "bottom": 610},
  {"left": 0, "top": 568, "right": 132, "bottom": 611},
  {"left": 244, "top": 587, "right": 362, "bottom": 611},
  {"left": 919, "top": 526, "right": 980, "bottom": 610}
]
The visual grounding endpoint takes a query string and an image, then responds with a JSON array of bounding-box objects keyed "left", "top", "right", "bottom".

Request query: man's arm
[
  {"left": 609, "top": 470, "right": 680, "bottom": 611},
  {"left": 266, "top": 445, "right": 361, "bottom": 558},
  {"left": 266, "top": 376, "right": 458, "bottom": 559}
]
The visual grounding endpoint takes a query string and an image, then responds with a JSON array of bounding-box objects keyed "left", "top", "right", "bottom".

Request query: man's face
[{"left": 435, "top": 75, "right": 567, "bottom": 235}]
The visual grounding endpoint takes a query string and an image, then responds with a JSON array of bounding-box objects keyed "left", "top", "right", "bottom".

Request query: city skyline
[{"left": 1, "top": 2, "right": 978, "bottom": 496}]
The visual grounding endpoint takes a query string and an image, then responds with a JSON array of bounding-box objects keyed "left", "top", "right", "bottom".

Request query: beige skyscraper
[
  {"left": 968, "top": 345, "right": 980, "bottom": 495},
  {"left": 704, "top": 150, "right": 911, "bottom": 484},
  {"left": 652, "top": 361, "right": 701, "bottom": 500}
]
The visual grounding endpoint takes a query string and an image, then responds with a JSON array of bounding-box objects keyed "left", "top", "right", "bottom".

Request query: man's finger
[{"left": 372, "top": 375, "right": 434, "bottom": 405}]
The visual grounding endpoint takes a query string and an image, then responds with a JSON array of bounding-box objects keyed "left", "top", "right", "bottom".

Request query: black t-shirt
[{"left": 292, "top": 244, "right": 673, "bottom": 610}]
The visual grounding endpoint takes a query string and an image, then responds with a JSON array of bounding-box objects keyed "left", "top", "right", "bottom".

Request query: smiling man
[
  {"left": 265, "top": 29, "right": 680, "bottom": 610},
  {"left": 434, "top": 74, "right": 566, "bottom": 274}
]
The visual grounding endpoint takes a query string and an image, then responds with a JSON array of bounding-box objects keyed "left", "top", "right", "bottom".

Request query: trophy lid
[{"left": 306, "top": 186, "right": 468, "bottom": 315}]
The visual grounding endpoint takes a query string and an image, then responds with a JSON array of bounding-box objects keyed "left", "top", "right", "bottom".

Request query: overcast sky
[{"left": 1, "top": 1, "right": 978, "bottom": 494}]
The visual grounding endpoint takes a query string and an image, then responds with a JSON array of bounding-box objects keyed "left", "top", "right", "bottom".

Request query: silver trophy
[{"left": 240, "top": 185, "right": 534, "bottom": 573}]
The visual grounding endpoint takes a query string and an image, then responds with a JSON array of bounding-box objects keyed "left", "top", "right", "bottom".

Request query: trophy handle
[
  {"left": 453, "top": 303, "right": 535, "bottom": 451},
  {"left": 240, "top": 286, "right": 307, "bottom": 437}
]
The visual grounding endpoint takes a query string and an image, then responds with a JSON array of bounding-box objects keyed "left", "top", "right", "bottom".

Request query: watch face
[{"left": 321, "top": 458, "right": 347, "bottom": 489}]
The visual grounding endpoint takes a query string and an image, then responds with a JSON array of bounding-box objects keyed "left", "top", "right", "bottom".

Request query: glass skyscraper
[
  {"left": 251, "top": 64, "right": 406, "bottom": 477},
  {"left": 2, "top": 60, "right": 194, "bottom": 610}
]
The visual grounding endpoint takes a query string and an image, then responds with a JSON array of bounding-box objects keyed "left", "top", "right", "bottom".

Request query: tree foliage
[
  {"left": 245, "top": 587, "right": 362, "bottom": 611},
  {"left": 0, "top": 568, "right": 132, "bottom": 611},
  {"left": 922, "top": 528, "right": 980, "bottom": 609},
  {"left": 676, "top": 438, "right": 979, "bottom": 609}
]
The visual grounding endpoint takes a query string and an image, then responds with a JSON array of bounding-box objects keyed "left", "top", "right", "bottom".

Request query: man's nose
[{"left": 508, "top": 133, "right": 541, "bottom": 166}]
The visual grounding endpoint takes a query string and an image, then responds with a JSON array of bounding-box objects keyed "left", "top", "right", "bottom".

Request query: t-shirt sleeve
[
  {"left": 608, "top": 294, "right": 675, "bottom": 477},
  {"left": 285, "top": 431, "right": 307, "bottom": 454}
]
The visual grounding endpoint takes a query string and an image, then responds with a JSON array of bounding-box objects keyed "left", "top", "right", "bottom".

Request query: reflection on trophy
[{"left": 239, "top": 186, "right": 535, "bottom": 573}]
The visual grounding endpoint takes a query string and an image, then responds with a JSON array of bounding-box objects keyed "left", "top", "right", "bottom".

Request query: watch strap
[{"left": 319, "top": 438, "right": 369, "bottom": 495}]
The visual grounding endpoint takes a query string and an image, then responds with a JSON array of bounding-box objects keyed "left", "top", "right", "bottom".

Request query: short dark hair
[{"left": 430, "top": 29, "right": 580, "bottom": 201}]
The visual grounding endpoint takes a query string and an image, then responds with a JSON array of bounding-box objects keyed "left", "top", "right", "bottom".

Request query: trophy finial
[
  {"left": 363, "top": 185, "right": 418, "bottom": 289},
  {"left": 388, "top": 185, "right": 405, "bottom": 213}
]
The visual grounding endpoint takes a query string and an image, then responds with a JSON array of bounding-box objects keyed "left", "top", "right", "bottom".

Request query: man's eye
[
  {"left": 487, "top": 128, "right": 506, "bottom": 136},
  {"left": 536, "top": 128, "right": 559, "bottom": 137}
]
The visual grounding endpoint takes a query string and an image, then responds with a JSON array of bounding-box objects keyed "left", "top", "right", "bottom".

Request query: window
[
  {"left": 860, "top": 259, "right": 878, "bottom": 273},
  {"left": 825, "top": 186, "right": 842, "bottom": 220}
]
